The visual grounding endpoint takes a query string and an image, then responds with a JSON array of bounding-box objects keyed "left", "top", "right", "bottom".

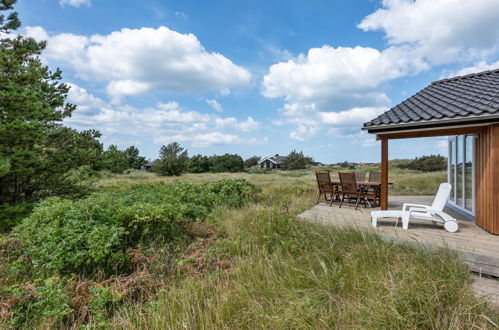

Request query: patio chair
[
  {"left": 371, "top": 183, "right": 458, "bottom": 232},
  {"left": 338, "top": 172, "right": 367, "bottom": 210},
  {"left": 365, "top": 171, "right": 382, "bottom": 206},
  {"left": 315, "top": 172, "right": 338, "bottom": 205},
  {"left": 368, "top": 171, "right": 381, "bottom": 182},
  {"left": 354, "top": 171, "right": 366, "bottom": 182}
]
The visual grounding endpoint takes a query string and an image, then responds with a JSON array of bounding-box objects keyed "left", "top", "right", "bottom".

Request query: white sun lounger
[{"left": 370, "top": 183, "right": 459, "bottom": 233}]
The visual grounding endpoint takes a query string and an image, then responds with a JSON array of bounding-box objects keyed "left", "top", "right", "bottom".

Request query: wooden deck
[{"left": 299, "top": 196, "right": 499, "bottom": 278}]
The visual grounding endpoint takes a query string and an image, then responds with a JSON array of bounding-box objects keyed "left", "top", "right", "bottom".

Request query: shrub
[
  {"left": 244, "top": 156, "right": 261, "bottom": 168},
  {"left": 13, "top": 179, "right": 257, "bottom": 275},
  {"left": 208, "top": 154, "right": 244, "bottom": 173},
  {"left": 154, "top": 142, "right": 189, "bottom": 176},
  {"left": 395, "top": 154, "right": 447, "bottom": 172},
  {"left": 282, "top": 150, "right": 313, "bottom": 170},
  {"left": 188, "top": 154, "right": 210, "bottom": 173}
]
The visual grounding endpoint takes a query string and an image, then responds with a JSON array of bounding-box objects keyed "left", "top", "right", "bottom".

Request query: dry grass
[
  {"left": 98, "top": 168, "right": 447, "bottom": 196},
  {"left": 106, "top": 172, "right": 499, "bottom": 329}
]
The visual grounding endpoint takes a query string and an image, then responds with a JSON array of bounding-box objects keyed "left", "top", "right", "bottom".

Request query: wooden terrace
[{"left": 299, "top": 195, "right": 499, "bottom": 278}]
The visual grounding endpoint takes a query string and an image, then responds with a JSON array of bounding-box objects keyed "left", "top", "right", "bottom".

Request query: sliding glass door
[{"left": 448, "top": 135, "right": 475, "bottom": 216}]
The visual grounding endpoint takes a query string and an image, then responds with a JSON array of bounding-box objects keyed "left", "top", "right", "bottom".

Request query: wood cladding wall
[{"left": 475, "top": 124, "right": 499, "bottom": 234}]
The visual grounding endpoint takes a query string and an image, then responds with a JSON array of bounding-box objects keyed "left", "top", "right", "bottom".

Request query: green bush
[
  {"left": 395, "top": 154, "right": 447, "bottom": 172},
  {"left": 13, "top": 179, "right": 257, "bottom": 275},
  {"left": 208, "top": 154, "right": 244, "bottom": 173}
]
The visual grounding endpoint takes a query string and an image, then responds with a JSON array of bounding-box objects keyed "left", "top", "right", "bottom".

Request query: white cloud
[
  {"left": 237, "top": 117, "right": 262, "bottom": 132},
  {"left": 65, "top": 83, "right": 263, "bottom": 147},
  {"left": 175, "top": 11, "right": 188, "bottom": 20},
  {"left": 262, "top": 0, "right": 499, "bottom": 143},
  {"left": 154, "top": 133, "right": 267, "bottom": 147},
  {"left": 443, "top": 60, "right": 499, "bottom": 78},
  {"left": 27, "top": 26, "right": 252, "bottom": 100},
  {"left": 262, "top": 45, "right": 401, "bottom": 110},
  {"left": 206, "top": 99, "right": 223, "bottom": 112},
  {"left": 59, "top": 0, "right": 91, "bottom": 7},
  {"left": 358, "top": 0, "right": 499, "bottom": 64}
]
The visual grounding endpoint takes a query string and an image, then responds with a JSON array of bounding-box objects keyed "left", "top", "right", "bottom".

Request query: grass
[
  {"left": 101, "top": 171, "right": 498, "bottom": 329},
  {"left": 98, "top": 167, "right": 446, "bottom": 196}
]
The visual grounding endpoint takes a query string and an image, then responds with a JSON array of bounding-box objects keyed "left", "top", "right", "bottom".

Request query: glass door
[{"left": 448, "top": 135, "right": 475, "bottom": 216}]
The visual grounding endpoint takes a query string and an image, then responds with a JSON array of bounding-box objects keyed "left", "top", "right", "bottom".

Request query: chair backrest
[
  {"left": 339, "top": 172, "right": 358, "bottom": 193},
  {"left": 368, "top": 171, "right": 381, "bottom": 182},
  {"left": 315, "top": 172, "right": 334, "bottom": 193},
  {"left": 431, "top": 183, "right": 452, "bottom": 211},
  {"left": 354, "top": 171, "right": 366, "bottom": 182}
]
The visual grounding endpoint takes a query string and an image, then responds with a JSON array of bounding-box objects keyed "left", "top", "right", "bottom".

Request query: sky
[{"left": 13, "top": 0, "right": 499, "bottom": 163}]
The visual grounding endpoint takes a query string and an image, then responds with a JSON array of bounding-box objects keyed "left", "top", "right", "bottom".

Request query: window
[{"left": 448, "top": 135, "right": 475, "bottom": 215}]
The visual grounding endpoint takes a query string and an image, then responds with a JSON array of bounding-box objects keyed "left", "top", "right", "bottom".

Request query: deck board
[{"left": 298, "top": 196, "right": 499, "bottom": 277}]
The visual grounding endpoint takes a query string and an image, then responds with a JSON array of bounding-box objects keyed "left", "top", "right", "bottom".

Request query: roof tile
[{"left": 364, "top": 69, "right": 499, "bottom": 129}]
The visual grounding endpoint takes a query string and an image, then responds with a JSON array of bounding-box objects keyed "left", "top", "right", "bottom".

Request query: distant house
[
  {"left": 260, "top": 154, "right": 286, "bottom": 169},
  {"left": 312, "top": 162, "right": 325, "bottom": 167},
  {"left": 141, "top": 161, "right": 156, "bottom": 171}
]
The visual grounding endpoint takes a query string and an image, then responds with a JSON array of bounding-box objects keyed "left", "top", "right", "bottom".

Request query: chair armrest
[{"left": 402, "top": 203, "right": 429, "bottom": 211}]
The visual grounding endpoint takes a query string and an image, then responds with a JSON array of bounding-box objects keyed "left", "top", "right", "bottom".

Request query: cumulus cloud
[
  {"left": 263, "top": 0, "right": 499, "bottom": 142},
  {"left": 443, "top": 60, "right": 499, "bottom": 78},
  {"left": 26, "top": 26, "right": 252, "bottom": 100},
  {"left": 358, "top": 0, "right": 499, "bottom": 64},
  {"left": 237, "top": 117, "right": 262, "bottom": 132},
  {"left": 59, "top": 0, "right": 91, "bottom": 7},
  {"left": 206, "top": 99, "right": 223, "bottom": 112},
  {"left": 65, "top": 83, "right": 263, "bottom": 147},
  {"left": 263, "top": 45, "right": 398, "bottom": 109}
]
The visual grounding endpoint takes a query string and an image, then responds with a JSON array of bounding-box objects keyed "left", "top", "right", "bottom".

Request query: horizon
[{"left": 14, "top": 0, "right": 499, "bottom": 163}]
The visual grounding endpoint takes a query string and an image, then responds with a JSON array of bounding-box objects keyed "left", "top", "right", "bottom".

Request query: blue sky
[{"left": 15, "top": 0, "right": 499, "bottom": 162}]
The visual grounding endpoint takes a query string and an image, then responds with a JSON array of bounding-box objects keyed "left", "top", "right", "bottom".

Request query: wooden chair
[
  {"left": 368, "top": 171, "right": 381, "bottom": 182},
  {"left": 354, "top": 171, "right": 366, "bottom": 182},
  {"left": 338, "top": 172, "right": 367, "bottom": 210},
  {"left": 315, "top": 172, "right": 338, "bottom": 205},
  {"left": 366, "top": 171, "right": 382, "bottom": 206}
]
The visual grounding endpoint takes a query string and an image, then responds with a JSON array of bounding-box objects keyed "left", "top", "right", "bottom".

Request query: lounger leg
[
  {"left": 371, "top": 215, "right": 377, "bottom": 227},
  {"left": 402, "top": 215, "right": 409, "bottom": 230}
]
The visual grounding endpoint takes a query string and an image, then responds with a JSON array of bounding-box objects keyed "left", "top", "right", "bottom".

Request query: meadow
[{"left": 2, "top": 168, "right": 497, "bottom": 329}]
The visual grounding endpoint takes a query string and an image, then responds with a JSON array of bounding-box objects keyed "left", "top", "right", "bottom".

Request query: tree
[
  {"left": 188, "top": 154, "right": 210, "bottom": 173},
  {"left": 209, "top": 154, "right": 244, "bottom": 173},
  {"left": 282, "top": 150, "right": 313, "bottom": 170},
  {"left": 397, "top": 155, "right": 447, "bottom": 172},
  {"left": 0, "top": 1, "right": 79, "bottom": 204},
  {"left": 0, "top": 1, "right": 106, "bottom": 230},
  {"left": 124, "top": 146, "right": 147, "bottom": 170},
  {"left": 244, "top": 155, "right": 261, "bottom": 168},
  {"left": 155, "top": 142, "right": 189, "bottom": 176},
  {"left": 101, "top": 145, "right": 128, "bottom": 173}
]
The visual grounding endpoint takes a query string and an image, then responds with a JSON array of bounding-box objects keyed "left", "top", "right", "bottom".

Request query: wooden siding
[{"left": 475, "top": 124, "right": 499, "bottom": 234}]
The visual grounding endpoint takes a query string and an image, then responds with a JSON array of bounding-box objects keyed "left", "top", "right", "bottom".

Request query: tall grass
[
  {"left": 110, "top": 179, "right": 498, "bottom": 329},
  {"left": 98, "top": 167, "right": 447, "bottom": 196}
]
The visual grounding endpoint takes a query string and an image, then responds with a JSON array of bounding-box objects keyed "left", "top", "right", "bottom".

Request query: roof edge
[
  {"left": 363, "top": 114, "right": 499, "bottom": 134},
  {"left": 431, "top": 68, "right": 499, "bottom": 85}
]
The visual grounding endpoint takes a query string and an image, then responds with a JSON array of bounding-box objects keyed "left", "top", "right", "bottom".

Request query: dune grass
[
  {"left": 107, "top": 175, "right": 498, "bottom": 329},
  {"left": 98, "top": 167, "right": 446, "bottom": 196}
]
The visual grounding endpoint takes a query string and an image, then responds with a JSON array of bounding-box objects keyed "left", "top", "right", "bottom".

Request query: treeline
[
  {"left": 149, "top": 143, "right": 315, "bottom": 176},
  {"left": 391, "top": 155, "right": 447, "bottom": 172}
]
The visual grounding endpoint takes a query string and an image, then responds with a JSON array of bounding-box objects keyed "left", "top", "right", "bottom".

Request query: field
[
  {"left": 2, "top": 168, "right": 498, "bottom": 329},
  {"left": 98, "top": 167, "right": 447, "bottom": 196}
]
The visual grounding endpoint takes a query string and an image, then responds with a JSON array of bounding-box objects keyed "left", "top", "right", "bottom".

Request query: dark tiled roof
[
  {"left": 261, "top": 156, "right": 287, "bottom": 165},
  {"left": 363, "top": 69, "right": 499, "bottom": 132}
]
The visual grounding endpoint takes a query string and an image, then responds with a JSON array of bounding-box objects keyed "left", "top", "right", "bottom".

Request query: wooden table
[{"left": 330, "top": 181, "right": 384, "bottom": 208}]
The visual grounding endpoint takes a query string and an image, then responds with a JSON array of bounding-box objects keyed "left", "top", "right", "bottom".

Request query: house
[
  {"left": 260, "top": 154, "right": 286, "bottom": 169},
  {"left": 312, "top": 162, "right": 325, "bottom": 167},
  {"left": 141, "top": 161, "right": 156, "bottom": 171},
  {"left": 363, "top": 69, "right": 499, "bottom": 234}
]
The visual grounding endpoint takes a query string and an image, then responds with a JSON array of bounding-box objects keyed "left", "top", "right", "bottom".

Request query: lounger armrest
[{"left": 402, "top": 203, "right": 429, "bottom": 211}]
